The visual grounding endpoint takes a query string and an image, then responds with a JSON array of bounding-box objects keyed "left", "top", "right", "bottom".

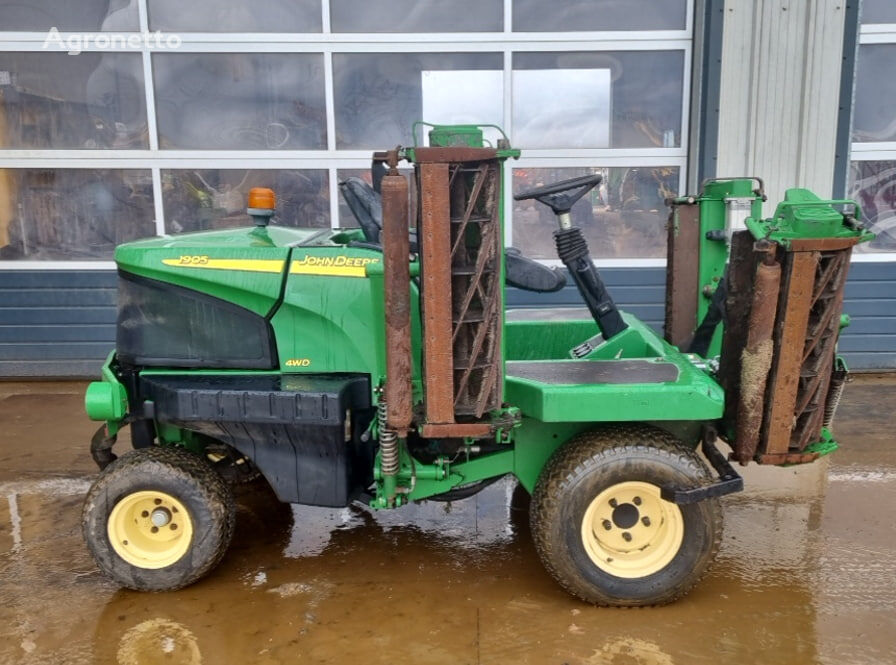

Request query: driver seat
[{"left": 338, "top": 177, "right": 566, "bottom": 293}]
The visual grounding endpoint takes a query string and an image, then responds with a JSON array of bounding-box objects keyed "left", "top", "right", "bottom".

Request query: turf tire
[
  {"left": 530, "top": 425, "right": 722, "bottom": 606},
  {"left": 82, "top": 445, "right": 235, "bottom": 591}
]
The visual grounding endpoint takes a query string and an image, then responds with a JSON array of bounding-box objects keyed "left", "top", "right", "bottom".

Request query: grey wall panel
[
  {"left": 0, "top": 264, "right": 893, "bottom": 377},
  {"left": 716, "top": 0, "right": 847, "bottom": 207},
  {"left": 0, "top": 270, "right": 116, "bottom": 377},
  {"left": 0, "top": 360, "right": 105, "bottom": 378}
]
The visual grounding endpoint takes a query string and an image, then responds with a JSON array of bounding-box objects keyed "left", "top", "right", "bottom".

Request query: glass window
[
  {"left": 513, "top": 0, "right": 686, "bottom": 32},
  {"left": 148, "top": 0, "right": 322, "bottom": 32},
  {"left": 0, "top": 52, "right": 147, "bottom": 149},
  {"left": 513, "top": 51, "right": 684, "bottom": 149},
  {"left": 0, "top": 169, "right": 154, "bottom": 260},
  {"left": 852, "top": 45, "right": 896, "bottom": 143},
  {"left": 862, "top": 0, "right": 896, "bottom": 24},
  {"left": 153, "top": 54, "right": 327, "bottom": 150},
  {"left": 0, "top": 0, "right": 138, "bottom": 31},
  {"left": 849, "top": 161, "right": 896, "bottom": 252},
  {"left": 161, "top": 169, "right": 329, "bottom": 234},
  {"left": 330, "top": 0, "right": 502, "bottom": 33},
  {"left": 336, "top": 168, "right": 415, "bottom": 228},
  {"left": 512, "top": 166, "right": 678, "bottom": 259},
  {"left": 333, "top": 52, "right": 503, "bottom": 149}
]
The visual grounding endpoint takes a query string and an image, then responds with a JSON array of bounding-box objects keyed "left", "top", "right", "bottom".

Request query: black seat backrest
[{"left": 339, "top": 177, "right": 382, "bottom": 243}]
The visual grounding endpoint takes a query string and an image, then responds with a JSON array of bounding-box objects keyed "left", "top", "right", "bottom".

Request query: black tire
[
  {"left": 530, "top": 425, "right": 722, "bottom": 607},
  {"left": 82, "top": 445, "right": 235, "bottom": 591}
]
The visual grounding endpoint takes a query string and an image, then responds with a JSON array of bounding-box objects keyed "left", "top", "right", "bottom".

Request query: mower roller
[{"left": 82, "top": 124, "right": 872, "bottom": 606}]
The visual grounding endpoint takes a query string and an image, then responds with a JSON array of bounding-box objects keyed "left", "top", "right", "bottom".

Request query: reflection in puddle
[
  {"left": 282, "top": 478, "right": 520, "bottom": 560},
  {"left": 116, "top": 619, "right": 202, "bottom": 665},
  {"left": 586, "top": 637, "right": 674, "bottom": 665}
]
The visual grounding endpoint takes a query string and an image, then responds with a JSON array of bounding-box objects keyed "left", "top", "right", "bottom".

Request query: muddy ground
[{"left": 1, "top": 376, "right": 894, "bottom": 665}]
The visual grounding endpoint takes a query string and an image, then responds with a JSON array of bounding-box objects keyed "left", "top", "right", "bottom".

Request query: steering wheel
[{"left": 513, "top": 174, "right": 602, "bottom": 215}]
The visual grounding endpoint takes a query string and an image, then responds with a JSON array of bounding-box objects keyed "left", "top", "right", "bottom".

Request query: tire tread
[
  {"left": 530, "top": 425, "right": 723, "bottom": 607},
  {"left": 82, "top": 445, "right": 235, "bottom": 591}
]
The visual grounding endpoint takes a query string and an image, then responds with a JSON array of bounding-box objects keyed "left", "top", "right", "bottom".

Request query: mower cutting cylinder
[{"left": 381, "top": 168, "right": 413, "bottom": 434}]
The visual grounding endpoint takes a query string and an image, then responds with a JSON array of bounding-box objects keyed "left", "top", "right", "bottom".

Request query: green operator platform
[{"left": 81, "top": 124, "right": 872, "bottom": 606}]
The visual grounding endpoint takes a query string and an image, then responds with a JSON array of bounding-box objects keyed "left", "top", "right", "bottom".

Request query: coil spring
[
  {"left": 378, "top": 399, "right": 400, "bottom": 476},
  {"left": 823, "top": 370, "right": 848, "bottom": 429}
]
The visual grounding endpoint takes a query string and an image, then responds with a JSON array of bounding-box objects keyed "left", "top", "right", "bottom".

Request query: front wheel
[
  {"left": 530, "top": 425, "right": 722, "bottom": 606},
  {"left": 82, "top": 445, "right": 235, "bottom": 591}
]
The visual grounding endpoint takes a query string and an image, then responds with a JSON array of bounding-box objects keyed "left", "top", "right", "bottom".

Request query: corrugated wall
[
  {"left": 1, "top": 265, "right": 892, "bottom": 378},
  {"left": 717, "top": 0, "right": 846, "bottom": 207},
  {"left": 0, "top": 271, "right": 117, "bottom": 377}
]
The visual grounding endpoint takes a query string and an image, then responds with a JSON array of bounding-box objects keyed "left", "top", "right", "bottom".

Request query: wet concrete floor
[{"left": 1, "top": 376, "right": 895, "bottom": 665}]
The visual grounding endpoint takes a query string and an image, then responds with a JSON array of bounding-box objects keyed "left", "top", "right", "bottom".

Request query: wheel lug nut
[
  {"left": 170, "top": 524, "right": 177, "bottom": 530},
  {"left": 609, "top": 499, "right": 618, "bottom": 508},
  {"left": 641, "top": 516, "right": 651, "bottom": 527},
  {"left": 602, "top": 520, "right": 612, "bottom": 531},
  {"left": 622, "top": 532, "right": 632, "bottom": 542},
  {"left": 633, "top": 496, "right": 642, "bottom": 506},
  {"left": 141, "top": 511, "right": 149, "bottom": 518},
  {"left": 154, "top": 498, "right": 162, "bottom": 505},
  {"left": 151, "top": 526, "right": 159, "bottom": 533}
]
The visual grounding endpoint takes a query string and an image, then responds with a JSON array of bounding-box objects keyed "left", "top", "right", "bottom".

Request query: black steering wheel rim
[{"left": 513, "top": 174, "right": 602, "bottom": 201}]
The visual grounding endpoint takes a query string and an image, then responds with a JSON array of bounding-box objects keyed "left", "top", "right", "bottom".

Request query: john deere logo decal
[
  {"left": 160, "top": 254, "right": 378, "bottom": 277},
  {"left": 290, "top": 255, "right": 379, "bottom": 277}
]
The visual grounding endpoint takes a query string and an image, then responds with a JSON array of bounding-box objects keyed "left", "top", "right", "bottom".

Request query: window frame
[
  {"left": 0, "top": 0, "right": 694, "bottom": 270},
  {"left": 848, "top": 20, "right": 896, "bottom": 261}
]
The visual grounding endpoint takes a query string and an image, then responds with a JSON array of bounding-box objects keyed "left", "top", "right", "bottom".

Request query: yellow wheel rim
[
  {"left": 107, "top": 491, "right": 194, "bottom": 569},
  {"left": 581, "top": 481, "right": 683, "bottom": 579}
]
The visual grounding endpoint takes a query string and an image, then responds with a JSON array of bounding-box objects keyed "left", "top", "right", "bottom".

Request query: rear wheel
[
  {"left": 530, "top": 425, "right": 722, "bottom": 606},
  {"left": 83, "top": 446, "right": 235, "bottom": 591}
]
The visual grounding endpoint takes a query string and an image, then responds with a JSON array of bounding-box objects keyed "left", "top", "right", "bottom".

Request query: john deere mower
[{"left": 82, "top": 124, "right": 871, "bottom": 606}]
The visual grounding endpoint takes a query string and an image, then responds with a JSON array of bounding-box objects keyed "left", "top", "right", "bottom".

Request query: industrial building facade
[{"left": 0, "top": 0, "right": 893, "bottom": 376}]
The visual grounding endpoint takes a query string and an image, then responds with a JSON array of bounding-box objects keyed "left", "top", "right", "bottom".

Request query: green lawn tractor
[{"left": 82, "top": 124, "right": 872, "bottom": 606}]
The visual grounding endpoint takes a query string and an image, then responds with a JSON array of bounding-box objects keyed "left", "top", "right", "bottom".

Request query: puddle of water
[
  {"left": 1, "top": 377, "right": 895, "bottom": 664},
  {"left": 1, "top": 476, "right": 893, "bottom": 665}
]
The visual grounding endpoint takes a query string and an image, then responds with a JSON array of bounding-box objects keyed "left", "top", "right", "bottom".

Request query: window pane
[
  {"left": 849, "top": 161, "right": 896, "bottom": 252},
  {"left": 333, "top": 52, "right": 503, "bottom": 149},
  {"left": 862, "top": 0, "right": 896, "bottom": 24},
  {"left": 513, "top": 0, "right": 686, "bottom": 32},
  {"left": 148, "top": 0, "right": 321, "bottom": 32},
  {"left": 0, "top": 169, "right": 154, "bottom": 260},
  {"left": 330, "top": 0, "right": 502, "bottom": 32},
  {"left": 0, "top": 52, "right": 147, "bottom": 149},
  {"left": 513, "top": 52, "right": 684, "bottom": 149},
  {"left": 153, "top": 54, "right": 327, "bottom": 150},
  {"left": 336, "top": 168, "right": 415, "bottom": 228},
  {"left": 512, "top": 166, "right": 678, "bottom": 259},
  {"left": 161, "top": 169, "right": 329, "bottom": 234},
  {"left": 853, "top": 45, "right": 896, "bottom": 143},
  {"left": 0, "top": 0, "right": 138, "bottom": 31}
]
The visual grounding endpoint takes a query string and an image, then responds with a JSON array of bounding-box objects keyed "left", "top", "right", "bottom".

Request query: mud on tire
[
  {"left": 530, "top": 425, "right": 723, "bottom": 607},
  {"left": 82, "top": 445, "right": 235, "bottom": 591}
]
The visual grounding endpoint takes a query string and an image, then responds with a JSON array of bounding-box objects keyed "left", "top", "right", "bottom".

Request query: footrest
[{"left": 661, "top": 435, "right": 743, "bottom": 505}]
